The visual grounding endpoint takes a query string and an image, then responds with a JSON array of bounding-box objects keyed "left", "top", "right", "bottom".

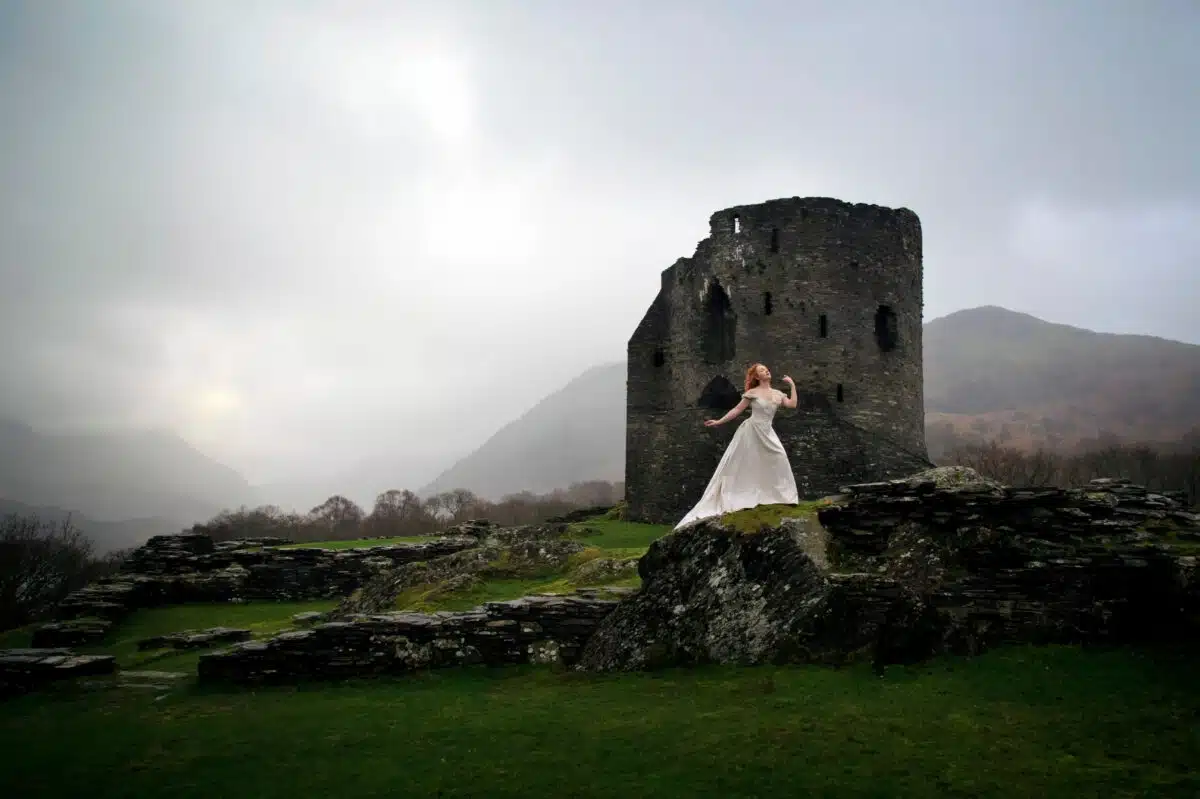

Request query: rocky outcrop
[
  {"left": 137, "top": 627, "right": 252, "bottom": 651},
  {"left": 31, "top": 618, "right": 113, "bottom": 648},
  {"left": 197, "top": 588, "right": 635, "bottom": 684},
  {"left": 35, "top": 522, "right": 600, "bottom": 657},
  {"left": 547, "top": 506, "right": 617, "bottom": 523},
  {"left": 572, "top": 556, "right": 640, "bottom": 585},
  {"left": 45, "top": 533, "right": 482, "bottom": 633},
  {"left": 578, "top": 469, "right": 1199, "bottom": 672},
  {"left": 332, "top": 523, "right": 589, "bottom": 618}
]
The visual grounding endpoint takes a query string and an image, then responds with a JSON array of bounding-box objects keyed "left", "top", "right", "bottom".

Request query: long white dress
[{"left": 674, "top": 388, "right": 801, "bottom": 529}]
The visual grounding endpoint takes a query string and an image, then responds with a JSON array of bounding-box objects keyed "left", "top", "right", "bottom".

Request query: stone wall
[
  {"left": 579, "top": 470, "right": 1199, "bottom": 672},
  {"left": 35, "top": 532, "right": 479, "bottom": 647},
  {"left": 197, "top": 590, "right": 632, "bottom": 684},
  {"left": 626, "top": 196, "right": 928, "bottom": 524},
  {"left": 331, "top": 520, "right": 589, "bottom": 618},
  {"left": 0, "top": 648, "right": 116, "bottom": 697}
]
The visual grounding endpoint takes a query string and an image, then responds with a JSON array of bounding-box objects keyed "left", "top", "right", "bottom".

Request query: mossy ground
[
  {"left": 716, "top": 499, "right": 833, "bottom": 534},
  {"left": 3, "top": 645, "right": 1198, "bottom": 798},
  {"left": 1135, "top": 517, "right": 1200, "bottom": 555},
  {"left": 91, "top": 601, "right": 342, "bottom": 672},
  {"left": 391, "top": 519, "right": 666, "bottom": 612},
  {"left": 567, "top": 518, "right": 671, "bottom": 552}
]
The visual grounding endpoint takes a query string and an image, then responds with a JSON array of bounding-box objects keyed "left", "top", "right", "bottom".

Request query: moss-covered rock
[{"left": 578, "top": 472, "right": 1200, "bottom": 673}]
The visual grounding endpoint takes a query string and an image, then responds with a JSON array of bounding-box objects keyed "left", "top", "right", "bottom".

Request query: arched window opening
[
  {"left": 836, "top": 383, "right": 844, "bottom": 403},
  {"left": 697, "top": 375, "right": 742, "bottom": 412},
  {"left": 818, "top": 314, "right": 828, "bottom": 338},
  {"left": 652, "top": 348, "right": 665, "bottom": 367},
  {"left": 763, "top": 292, "right": 773, "bottom": 316},
  {"left": 875, "top": 305, "right": 899, "bottom": 352},
  {"left": 701, "top": 281, "right": 737, "bottom": 364}
]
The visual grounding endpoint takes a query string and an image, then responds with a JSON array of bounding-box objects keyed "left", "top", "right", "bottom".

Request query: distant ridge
[
  {"left": 419, "top": 362, "right": 625, "bottom": 500},
  {"left": 418, "top": 308, "right": 1200, "bottom": 497},
  {"left": 0, "top": 419, "right": 254, "bottom": 529},
  {"left": 923, "top": 305, "right": 1200, "bottom": 451}
]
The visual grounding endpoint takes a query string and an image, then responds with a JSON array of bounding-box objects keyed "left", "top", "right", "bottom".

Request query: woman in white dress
[{"left": 674, "top": 363, "right": 801, "bottom": 529}]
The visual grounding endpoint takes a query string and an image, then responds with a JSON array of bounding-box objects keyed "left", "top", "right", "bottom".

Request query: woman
[{"left": 674, "top": 363, "right": 801, "bottom": 529}]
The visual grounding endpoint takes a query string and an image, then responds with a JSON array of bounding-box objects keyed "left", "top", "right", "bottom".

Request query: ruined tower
[{"left": 625, "top": 196, "right": 930, "bottom": 524}]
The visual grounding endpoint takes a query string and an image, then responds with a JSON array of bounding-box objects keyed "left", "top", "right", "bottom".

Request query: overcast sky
[{"left": 1, "top": 0, "right": 1197, "bottom": 488}]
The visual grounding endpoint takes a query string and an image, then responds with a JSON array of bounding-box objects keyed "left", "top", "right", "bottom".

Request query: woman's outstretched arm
[
  {"left": 781, "top": 376, "right": 798, "bottom": 408},
  {"left": 704, "top": 398, "right": 750, "bottom": 427}
]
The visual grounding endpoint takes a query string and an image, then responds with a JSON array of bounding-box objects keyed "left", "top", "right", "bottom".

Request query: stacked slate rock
[
  {"left": 198, "top": 590, "right": 636, "bottom": 684},
  {"left": 578, "top": 468, "right": 1198, "bottom": 673},
  {"left": 137, "top": 627, "right": 253, "bottom": 651},
  {"left": 42, "top": 532, "right": 483, "bottom": 644},
  {"left": 333, "top": 522, "right": 589, "bottom": 618},
  {"left": 0, "top": 648, "right": 116, "bottom": 696},
  {"left": 31, "top": 618, "right": 114, "bottom": 648}
]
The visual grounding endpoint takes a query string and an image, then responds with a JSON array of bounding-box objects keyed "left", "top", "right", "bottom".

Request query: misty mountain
[
  {"left": 419, "top": 307, "right": 1200, "bottom": 498},
  {"left": 420, "top": 362, "right": 625, "bottom": 500},
  {"left": 0, "top": 419, "right": 255, "bottom": 524},
  {"left": 7, "top": 306, "right": 1197, "bottom": 535},
  {"left": 924, "top": 306, "right": 1200, "bottom": 451},
  {"left": 0, "top": 497, "right": 182, "bottom": 555}
]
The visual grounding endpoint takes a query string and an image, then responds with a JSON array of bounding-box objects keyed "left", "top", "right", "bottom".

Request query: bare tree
[
  {"left": 365, "top": 489, "right": 437, "bottom": 537},
  {"left": 943, "top": 438, "right": 1200, "bottom": 504},
  {"left": 191, "top": 504, "right": 310, "bottom": 543},
  {"left": 429, "top": 489, "right": 481, "bottom": 523},
  {"left": 0, "top": 515, "right": 95, "bottom": 632},
  {"left": 307, "top": 495, "right": 365, "bottom": 539}
]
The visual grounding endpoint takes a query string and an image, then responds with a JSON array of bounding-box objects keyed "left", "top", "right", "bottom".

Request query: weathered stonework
[
  {"left": 331, "top": 522, "right": 590, "bottom": 618},
  {"left": 0, "top": 648, "right": 116, "bottom": 696},
  {"left": 579, "top": 471, "right": 1199, "bottom": 672},
  {"left": 39, "top": 533, "right": 482, "bottom": 646},
  {"left": 197, "top": 589, "right": 636, "bottom": 684},
  {"left": 626, "top": 196, "right": 929, "bottom": 524},
  {"left": 137, "top": 627, "right": 253, "bottom": 651}
]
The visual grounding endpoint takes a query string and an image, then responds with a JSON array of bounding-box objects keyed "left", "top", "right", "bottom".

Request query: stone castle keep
[{"left": 625, "top": 196, "right": 931, "bottom": 524}]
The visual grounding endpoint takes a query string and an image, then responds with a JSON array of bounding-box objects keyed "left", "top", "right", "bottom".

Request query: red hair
[{"left": 744, "top": 363, "right": 766, "bottom": 392}]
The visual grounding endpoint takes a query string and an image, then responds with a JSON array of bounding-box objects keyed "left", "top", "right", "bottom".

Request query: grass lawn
[
  {"left": 2, "top": 645, "right": 1197, "bottom": 798},
  {"left": 0, "top": 624, "right": 33, "bottom": 648},
  {"left": 87, "top": 601, "right": 341, "bottom": 673},
  {"left": 5, "top": 515, "right": 1199, "bottom": 795},
  {"left": 568, "top": 518, "right": 670, "bottom": 554}
]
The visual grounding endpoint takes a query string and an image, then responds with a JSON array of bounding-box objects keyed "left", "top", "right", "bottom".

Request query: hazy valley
[{"left": 3, "top": 305, "right": 1199, "bottom": 551}]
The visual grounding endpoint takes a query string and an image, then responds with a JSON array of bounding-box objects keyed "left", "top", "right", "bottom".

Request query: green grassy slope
[
  {"left": 2, "top": 647, "right": 1197, "bottom": 798},
  {"left": 4, "top": 515, "right": 1200, "bottom": 796}
]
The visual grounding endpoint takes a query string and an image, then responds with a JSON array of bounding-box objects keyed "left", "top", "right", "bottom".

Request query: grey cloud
[{"left": 1, "top": 0, "right": 1197, "bottom": 489}]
